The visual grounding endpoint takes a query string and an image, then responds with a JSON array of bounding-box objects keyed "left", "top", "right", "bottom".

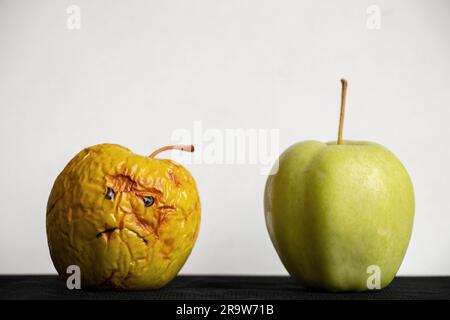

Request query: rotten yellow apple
[{"left": 46, "top": 143, "right": 201, "bottom": 289}]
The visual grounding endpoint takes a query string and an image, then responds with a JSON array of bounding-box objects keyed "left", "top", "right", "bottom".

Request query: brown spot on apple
[
  {"left": 167, "top": 170, "right": 181, "bottom": 187},
  {"left": 111, "top": 174, "right": 136, "bottom": 192}
]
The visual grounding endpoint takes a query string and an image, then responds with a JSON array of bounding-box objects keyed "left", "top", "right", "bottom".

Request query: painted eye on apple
[
  {"left": 143, "top": 196, "right": 154, "bottom": 207},
  {"left": 105, "top": 187, "right": 115, "bottom": 200}
]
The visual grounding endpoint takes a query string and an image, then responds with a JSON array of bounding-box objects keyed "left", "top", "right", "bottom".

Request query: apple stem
[
  {"left": 338, "top": 78, "right": 348, "bottom": 145},
  {"left": 148, "top": 145, "right": 195, "bottom": 158}
]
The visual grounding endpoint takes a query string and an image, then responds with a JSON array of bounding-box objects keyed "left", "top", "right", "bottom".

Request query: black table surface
[{"left": 0, "top": 275, "right": 449, "bottom": 300}]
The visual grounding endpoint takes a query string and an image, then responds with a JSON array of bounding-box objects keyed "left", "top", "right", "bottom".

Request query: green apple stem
[
  {"left": 148, "top": 145, "right": 195, "bottom": 158},
  {"left": 338, "top": 79, "right": 348, "bottom": 145}
]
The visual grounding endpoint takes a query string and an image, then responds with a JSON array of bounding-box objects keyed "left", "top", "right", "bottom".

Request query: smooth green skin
[{"left": 264, "top": 141, "right": 414, "bottom": 291}]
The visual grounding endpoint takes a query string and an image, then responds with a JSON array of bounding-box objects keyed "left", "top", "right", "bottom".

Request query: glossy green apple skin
[{"left": 264, "top": 141, "right": 414, "bottom": 291}]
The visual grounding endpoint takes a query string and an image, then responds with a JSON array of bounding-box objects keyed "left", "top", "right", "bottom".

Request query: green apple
[{"left": 264, "top": 80, "right": 414, "bottom": 291}]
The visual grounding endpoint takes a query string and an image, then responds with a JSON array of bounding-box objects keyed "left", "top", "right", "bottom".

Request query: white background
[{"left": 1, "top": 0, "right": 449, "bottom": 275}]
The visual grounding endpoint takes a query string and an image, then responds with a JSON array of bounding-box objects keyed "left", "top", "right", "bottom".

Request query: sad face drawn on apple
[
  {"left": 264, "top": 79, "right": 415, "bottom": 292},
  {"left": 47, "top": 144, "right": 201, "bottom": 290}
]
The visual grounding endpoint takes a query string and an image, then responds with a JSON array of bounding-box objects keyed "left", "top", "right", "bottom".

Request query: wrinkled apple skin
[
  {"left": 47, "top": 144, "right": 201, "bottom": 290},
  {"left": 264, "top": 141, "right": 414, "bottom": 291}
]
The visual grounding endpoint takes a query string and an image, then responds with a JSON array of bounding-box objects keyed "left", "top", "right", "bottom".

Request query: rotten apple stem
[
  {"left": 338, "top": 78, "right": 348, "bottom": 145},
  {"left": 148, "top": 145, "right": 195, "bottom": 158}
]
